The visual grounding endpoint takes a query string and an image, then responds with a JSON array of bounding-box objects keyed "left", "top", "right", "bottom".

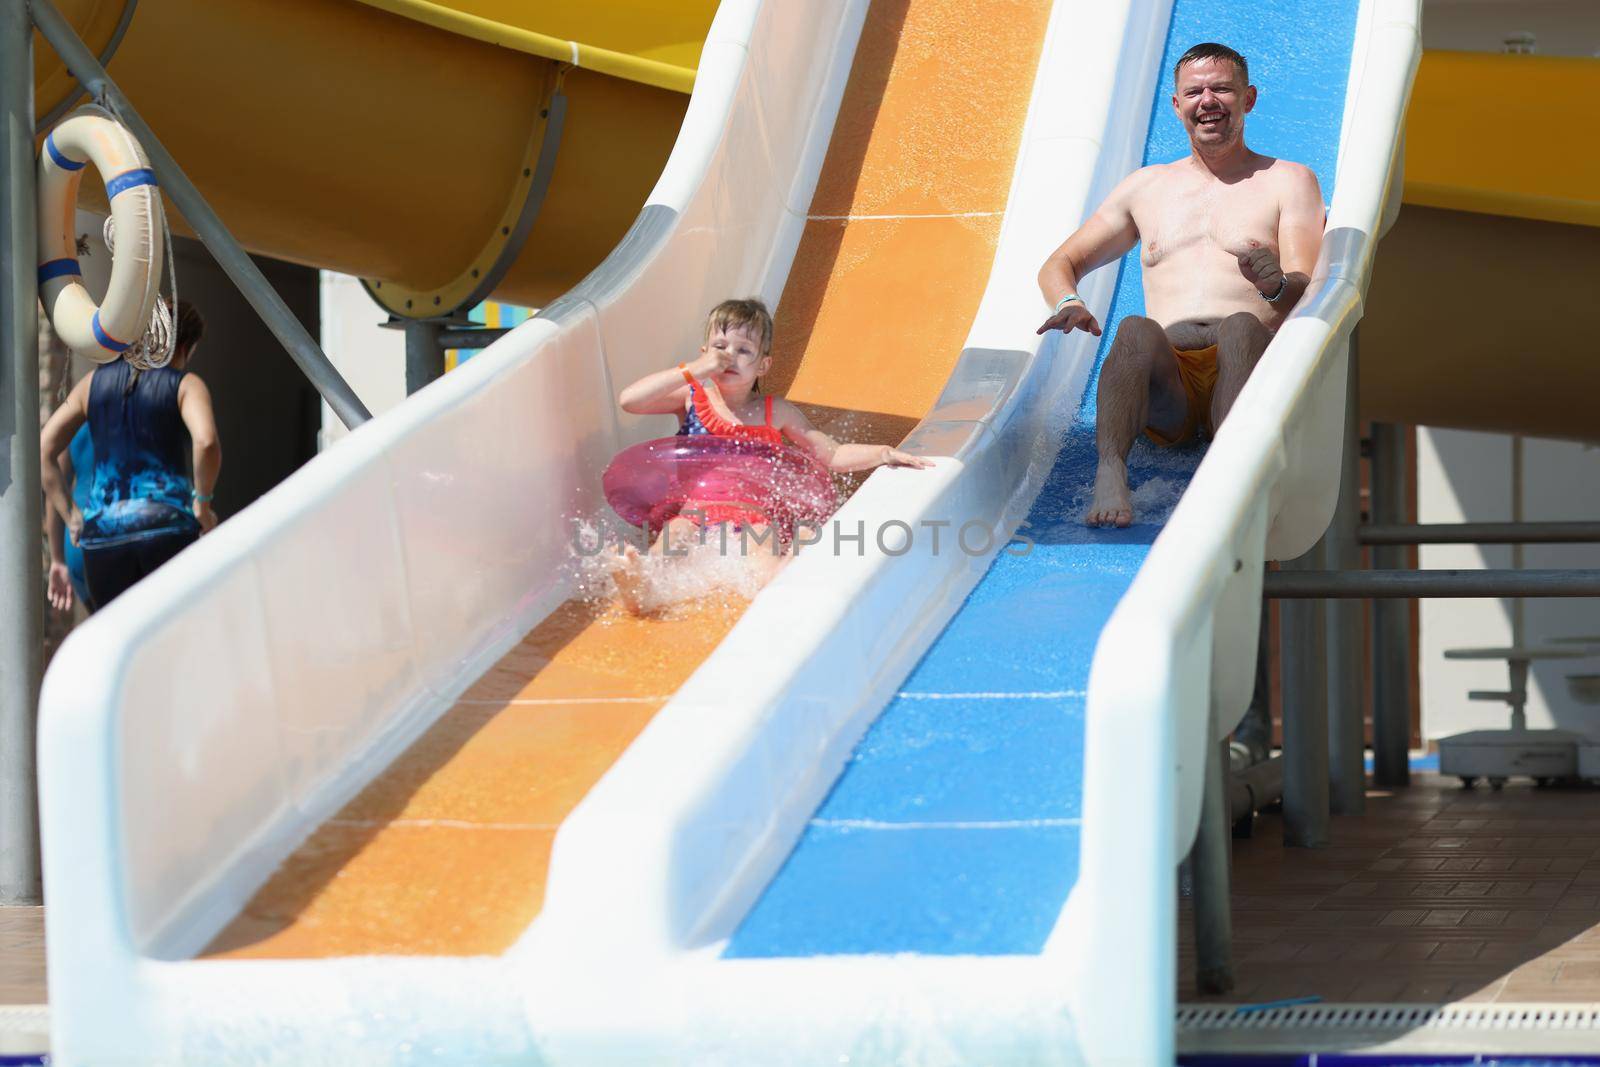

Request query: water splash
[{"left": 566, "top": 514, "right": 770, "bottom": 618}]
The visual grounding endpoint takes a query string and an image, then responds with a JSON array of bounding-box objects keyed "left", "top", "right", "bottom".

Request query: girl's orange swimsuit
[{"left": 677, "top": 370, "right": 786, "bottom": 530}]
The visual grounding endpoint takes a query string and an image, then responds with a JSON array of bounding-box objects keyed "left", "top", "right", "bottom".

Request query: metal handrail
[
  {"left": 1268, "top": 568, "right": 1600, "bottom": 598},
  {"left": 1361, "top": 522, "right": 1600, "bottom": 545}
]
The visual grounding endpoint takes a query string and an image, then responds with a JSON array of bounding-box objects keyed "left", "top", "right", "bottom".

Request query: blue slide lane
[{"left": 725, "top": 0, "right": 1357, "bottom": 958}]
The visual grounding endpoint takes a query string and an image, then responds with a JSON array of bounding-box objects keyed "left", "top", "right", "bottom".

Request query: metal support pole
[
  {"left": 1281, "top": 542, "right": 1331, "bottom": 848},
  {"left": 1232, "top": 606, "right": 1272, "bottom": 764},
  {"left": 1507, "top": 657, "right": 1530, "bottom": 733},
  {"left": 405, "top": 320, "right": 445, "bottom": 395},
  {"left": 1509, "top": 435, "right": 1526, "bottom": 650},
  {"left": 27, "top": 0, "right": 372, "bottom": 429},
  {"left": 1370, "top": 422, "right": 1412, "bottom": 787},
  {"left": 1, "top": 0, "right": 44, "bottom": 904},
  {"left": 1326, "top": 333, "right": 1365, "bottom": 815},
  {"left": 1267, "top": 569, "right": 1600, "bottom": 599},
  {"left": 1360, "top": 521, "right": 1600, "bottom": 545},
  {"left": 1191, "top": 732, "right": 1234, "bottom": 995}
]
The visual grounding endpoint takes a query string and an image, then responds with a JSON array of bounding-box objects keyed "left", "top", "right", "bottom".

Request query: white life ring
[{"left": 36, "top": 106, "right": 164, "bottom": 364}]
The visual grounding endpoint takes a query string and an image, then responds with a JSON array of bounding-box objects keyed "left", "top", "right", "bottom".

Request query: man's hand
[
  {"left": 194, "top": 500, "right": 218, "bottom": 534},
  {"left": 47, "top": 562, "right": 74, "bottom": 613},
  {"left": 1036, "top": 302, "right": 1102, "bottom": 337},
  {"left": 1238, "top": 242, "right": 1285, "bottom": 297}
]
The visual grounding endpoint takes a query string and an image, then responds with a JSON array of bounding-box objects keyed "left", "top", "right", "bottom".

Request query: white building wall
[
  {"left": 317, "top": 271, "right": 406, "bottom": 450},
  {"left": 1418, "top": 428, "right": 1600, "bottom": 742},
  {"left": 1421, "top": 0, "right": 1600, "bottom": 57}
]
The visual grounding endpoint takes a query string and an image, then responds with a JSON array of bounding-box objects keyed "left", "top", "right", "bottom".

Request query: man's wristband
[
  {"left": 192, "top": 490, "right": 213, "bottom": 503},
  {"left": 1053, "top": 294, "right": 1084, "bottom": 314},
  {"left": 1261, "top": 275, "right": 1289, "bottom": 303}
]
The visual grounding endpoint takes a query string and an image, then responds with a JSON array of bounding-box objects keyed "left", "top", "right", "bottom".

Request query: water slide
[{"left": 36, "top": 0, "right": 1419, "bottom": 1063}]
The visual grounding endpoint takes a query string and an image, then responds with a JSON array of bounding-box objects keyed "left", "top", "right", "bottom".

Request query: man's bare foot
[
  {"left": 611, "top": 544, "right": 653, "bottom": 615},
  {"left": 1085, "top": 462, "right": 1134, "bottom": 527}
]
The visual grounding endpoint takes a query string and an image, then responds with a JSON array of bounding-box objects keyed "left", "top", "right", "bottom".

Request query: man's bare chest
[{"left": 1135, "top": 181, "right": 1280, "bottom": 266}]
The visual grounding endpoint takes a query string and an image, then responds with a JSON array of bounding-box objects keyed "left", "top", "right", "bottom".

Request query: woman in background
[{"left": 39, "top": 300, "right": 221, "bottom": 610}]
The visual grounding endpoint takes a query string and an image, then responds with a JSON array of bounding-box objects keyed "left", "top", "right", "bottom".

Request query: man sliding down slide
[{"left": 1036, "top": 42, "right": 1325, "bottom": 527}]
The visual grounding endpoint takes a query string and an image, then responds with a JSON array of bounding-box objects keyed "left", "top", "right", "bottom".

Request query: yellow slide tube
[
  {"left": 1403, "top": 51, "right": 1600, "bottom": 230},
  {"left": 32, "top": 0, "right": 708, "bottom": 312}
]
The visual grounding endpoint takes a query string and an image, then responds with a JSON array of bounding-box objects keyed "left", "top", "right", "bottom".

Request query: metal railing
[
  {"left": 1361, "top": 521, "right": 1600, "bottom": 545},
  {"left": 1268, "top": 568, "right": 1600, "bottom": 598}
]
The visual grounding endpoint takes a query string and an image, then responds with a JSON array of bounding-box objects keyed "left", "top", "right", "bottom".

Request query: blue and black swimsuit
[{"left": 78, "top": 360, "right": 200, "bottom": 608}]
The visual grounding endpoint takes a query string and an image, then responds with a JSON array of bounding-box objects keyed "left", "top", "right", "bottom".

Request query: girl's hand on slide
[{"left": 882, "top": 448, "right": 933, "bottom": 469}]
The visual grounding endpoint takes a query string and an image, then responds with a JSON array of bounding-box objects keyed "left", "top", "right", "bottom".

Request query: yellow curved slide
[
  {"left": 1401, "top": 50, "right": 1599, "bottom": 230},
  {"left": 33, "top": 0, "right": 715, "bottom": 313}
]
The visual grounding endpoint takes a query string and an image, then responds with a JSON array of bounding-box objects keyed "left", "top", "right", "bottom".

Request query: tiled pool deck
[{"left": 1182, "top": 773, "right": 1600, "bottom": 1005}]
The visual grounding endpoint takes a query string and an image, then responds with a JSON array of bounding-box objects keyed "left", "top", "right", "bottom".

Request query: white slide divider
[{"left": 37, "top": 2, "right": 870, "bottom": 1063}]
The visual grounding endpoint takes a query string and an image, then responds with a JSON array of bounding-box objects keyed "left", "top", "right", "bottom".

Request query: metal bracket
[
  {"left": 385, "top": 316, "right": 515, "bottom": 394},
  {"left": 35, "top": 0, "right": 138, "bottom": 128}
]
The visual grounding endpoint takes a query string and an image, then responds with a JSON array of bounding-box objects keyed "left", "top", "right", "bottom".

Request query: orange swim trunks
[{"left": 1143, "top": 344, "right": 1219, "bottom": 448}]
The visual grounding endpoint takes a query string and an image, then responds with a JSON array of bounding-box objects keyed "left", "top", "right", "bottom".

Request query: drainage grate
[
  {"left": 1178, "top": 1003, "right": 1600, "bottom": 1055},
  {"left": 1180, "top": 1004, "right": 1600, "bottom": 1032}
]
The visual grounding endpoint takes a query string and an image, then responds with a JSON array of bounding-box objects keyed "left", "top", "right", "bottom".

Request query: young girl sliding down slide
[{"left": 608, "top": 298, "right": 930, "bottom": 615}]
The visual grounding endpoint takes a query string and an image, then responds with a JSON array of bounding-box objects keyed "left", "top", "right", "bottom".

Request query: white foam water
[
  {"left": 567, "top": 515, "right": 779, "bottom": 614},
  {"left": 1062, "top": 473, "right": 1187, "bottom": 528}
]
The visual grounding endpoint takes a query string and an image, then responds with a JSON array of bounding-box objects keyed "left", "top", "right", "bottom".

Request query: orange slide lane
[{"left": 204, "top": 0, "right": 1049, "bottom": 961}]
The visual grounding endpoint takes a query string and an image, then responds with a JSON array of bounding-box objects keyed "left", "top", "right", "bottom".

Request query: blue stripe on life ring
[
  {"left": 37, "top": 258, "right": 82, "bottom": 284},
  {"left": 45, "top": 134, "right": 86, "bottom": 172},
  {"left": 91, "top": 311, "right": 130, "bottom": 353},
  {"left": 106, "top": 167, "right": 157, "bottom": 200}
]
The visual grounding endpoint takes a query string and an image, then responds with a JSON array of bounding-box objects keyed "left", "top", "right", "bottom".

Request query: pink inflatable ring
[{"left": 603, "top": 436, "right": 838, "bottom": 534}]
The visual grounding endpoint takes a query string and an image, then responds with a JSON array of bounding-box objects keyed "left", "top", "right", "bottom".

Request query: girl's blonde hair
[{"left": 705, "top": 297, "right": 773, "bottom": 354}]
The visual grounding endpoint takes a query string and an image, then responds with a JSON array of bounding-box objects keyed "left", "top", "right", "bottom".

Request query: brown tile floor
[
  {"left": 0, "top": 906, "right": 44, "bottom": 1004},
  {"left": 1180, "top": 772, "right": 1600, "bottom": 1004}
]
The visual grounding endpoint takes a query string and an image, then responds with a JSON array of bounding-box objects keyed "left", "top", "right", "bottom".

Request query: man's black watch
[{"left": 1262, "top": 274, "right": 1289, "bottom": 303}]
